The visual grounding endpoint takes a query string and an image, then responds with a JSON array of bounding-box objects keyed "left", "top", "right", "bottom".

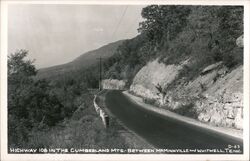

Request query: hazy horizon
[{"left": 8, "top": 4, "right": 145, "bottom": 69}]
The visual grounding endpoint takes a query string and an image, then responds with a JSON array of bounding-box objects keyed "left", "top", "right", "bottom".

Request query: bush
[
  {"left": 223, "top": 47, "right": 243, "bottom": 68},
  {"left": 170, "top": 103, "right": 198, "bottom": 119},
  {"left": 8, "top": 51, "right": 81, "bottom": 147},
  {"left": 142, "top": 97, "right": 157, "bottom": 105}
]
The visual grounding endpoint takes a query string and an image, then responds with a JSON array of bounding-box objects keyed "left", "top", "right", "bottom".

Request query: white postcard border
[{"left": 1, "top": 0, "right": 249, "bottom": 161}]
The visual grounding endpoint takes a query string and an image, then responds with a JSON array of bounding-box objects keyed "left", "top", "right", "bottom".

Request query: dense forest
[
  {"left": 8, "top": 5, "right": 243, "bottom": 148},
  {"left": 103, "top": 6, "right": 243, "bottom": 86}
]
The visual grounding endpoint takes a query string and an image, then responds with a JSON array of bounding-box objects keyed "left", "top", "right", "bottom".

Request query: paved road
[{"left": 105, "top": 90, "right": 243, "bottom": 154}]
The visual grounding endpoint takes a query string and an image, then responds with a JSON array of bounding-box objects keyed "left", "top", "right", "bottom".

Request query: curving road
[{"left": 105, "top": 90, "right": 243, "bottom": 154}]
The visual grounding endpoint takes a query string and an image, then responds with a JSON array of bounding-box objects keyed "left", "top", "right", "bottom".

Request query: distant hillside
[{"left": 37, "top": 40, "right": 125, "bottom": 79}]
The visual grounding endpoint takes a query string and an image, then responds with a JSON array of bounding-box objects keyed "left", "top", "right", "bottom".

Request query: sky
[{"left": 8, "top": 4, "right": 145, "bottom": 68}]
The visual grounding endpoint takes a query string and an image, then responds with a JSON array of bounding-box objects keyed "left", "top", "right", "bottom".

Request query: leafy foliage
[
  {"left": 8, "top": 50, "right": 126, "bottom": 149},
  {"left": 8, "top": 50, "right": 91, "bottom": 147},
  {"left": 103, "top": 5, "right": 243, "bottom": 86},
  {"left": 139, "top": 5, "right": 191, "bottom": 44},
  {"left": 8, "top": 50, "right": 37, "bottom": 77}
]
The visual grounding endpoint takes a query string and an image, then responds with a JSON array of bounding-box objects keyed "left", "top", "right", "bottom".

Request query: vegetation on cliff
[
  {"left": 101, "top": 5, "right": 243, "bottom": 130},
  {"left": 103, "top": 6, "right": 243, "bottom": 86}
]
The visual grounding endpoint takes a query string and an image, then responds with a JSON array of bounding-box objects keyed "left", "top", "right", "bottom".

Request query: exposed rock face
[
  {"left": 196, "top": 92, "right": 243, "bottom": 129},
  {"left": 201, "top": 62, "right": 223, "bottom": 75},
  {"left": 129, "top": 58, "right": 243, "bottom": 130},
  {"left": 197, "top": 65, "right": 243, "bottom": 129},
  {"left": 130, "top": 59, "right": 185, "bottom": 100},
  {"left": 102, "top": 79, "right": 126, "bottom": 90}
]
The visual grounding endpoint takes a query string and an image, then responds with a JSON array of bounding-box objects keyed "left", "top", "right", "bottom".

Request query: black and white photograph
[{"left": 0, "top": 0, "right": 249, "bottom": 161}]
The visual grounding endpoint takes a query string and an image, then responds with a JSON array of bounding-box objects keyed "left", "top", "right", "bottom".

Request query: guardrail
[{"left": 93, "top": 93, "right": 109, "bottom": 128}]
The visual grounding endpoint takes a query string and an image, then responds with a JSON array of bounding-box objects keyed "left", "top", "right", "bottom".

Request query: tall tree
[
  {"left": 138, "top": 5, "right": 191, "bottom": 44},
  {"left": 8, "top": 50, "right": 65, "bottom": 146}
]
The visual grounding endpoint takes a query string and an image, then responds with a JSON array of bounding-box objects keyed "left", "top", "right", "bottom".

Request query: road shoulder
[
  {"left": 123, "top": 90, "right": 243, "bottom": 140},
  {"left": 97, "top": 90, "right": 155, "bottom": 149}
]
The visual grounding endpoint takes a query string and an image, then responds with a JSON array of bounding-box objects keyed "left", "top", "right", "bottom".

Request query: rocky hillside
[
  {"left": 130, "top": 49, "right": 243, "bottom": 130},
  {"left": 101, "top": 6, "right": 243, "bottom": 130}
]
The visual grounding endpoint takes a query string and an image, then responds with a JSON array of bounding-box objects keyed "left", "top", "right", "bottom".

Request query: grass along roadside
[
  {"left": 96, "top": 90, "right": 155, "bottom": 149},
  {"left": 19, "top": 90, "right": 155, "bottom": 153},
  {"left": 16, "top": 92, "right": 131, "bottom": 153}
]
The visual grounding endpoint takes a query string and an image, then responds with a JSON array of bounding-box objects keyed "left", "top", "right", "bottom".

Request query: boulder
[
  {"left": 234, "top": 107, "right": 243, "bottom": 129},
  {"left": 236, "top": 35, "right": 243, "bottom": 47},
  {"left": 198, "top": 112, "right": 211, "bottom": 122},
  {"left": 210, "top": 111, "right": 223, "bottom": 126},
  {"left": 201, "top": 61, "right": 222, "bottom": 75},
  {"left": 225, "top": 104, "right": 236, "bottom": 119}
]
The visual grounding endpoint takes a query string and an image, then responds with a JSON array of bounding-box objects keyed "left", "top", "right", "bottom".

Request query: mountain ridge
[{"left": 37, "top": 40, "right": 125, "bottom": 79}]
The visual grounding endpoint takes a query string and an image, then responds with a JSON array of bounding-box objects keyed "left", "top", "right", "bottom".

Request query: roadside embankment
[
  {"left": 123, "top": 90, "right": 243, "bottom": 140},
  {"left": 130, "top": 58, "right": 243, "bottom": 130},
  {"left": 96, "top": 90, "right": 155, "bottom": 149}
]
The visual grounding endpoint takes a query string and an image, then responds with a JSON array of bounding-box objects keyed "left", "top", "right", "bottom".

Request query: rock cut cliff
[{"left": 129, "top": 59, "right": 243, "bottom": 130}]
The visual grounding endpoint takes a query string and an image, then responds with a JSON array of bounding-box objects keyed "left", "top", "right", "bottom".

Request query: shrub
[
  {"left": 223, "top": 47, "right": 243, "bottom": 68},
  {"left": 170, "top": 103, "right": 198, "bottom": 119},
  {"left": 143, "top": 97, "right": 157, "bottom": 105}
]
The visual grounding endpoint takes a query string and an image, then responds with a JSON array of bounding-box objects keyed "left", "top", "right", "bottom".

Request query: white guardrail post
[{"left": 93, "top": 93, "right": 109, "bottom": 128}]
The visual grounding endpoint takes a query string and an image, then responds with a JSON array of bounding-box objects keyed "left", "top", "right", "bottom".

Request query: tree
[
  {"left": 8, "top": 50, "right": 37, "bottom": 117},
  {"left": 8, "top": 50, "right": 65, "bottom": 146},
  {"left": 138, "top": 5, "right": 191, "bottom": 44},
  {"left": 216, "top": 6, "right": 243, "bottom": 67},
  {"left": 8, "top": 50, "right": 37, "bottom": 78}
]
